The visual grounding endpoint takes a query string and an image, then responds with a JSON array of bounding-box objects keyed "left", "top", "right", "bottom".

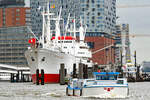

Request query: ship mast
[
  {"left": 55, "top": 7, "right": 62, "bottom": 40},
  {"left": 73, "top": 18, "right": 76, "bottom": 39},
  {"left": 42, "top": 7, "right": 45, "bottom": 45},
  {"left": 79, "top": 17, "right": 86, "bottom": 42},
  {"left": 65, "top": 13, "right": 70, "bottom": 37},
  {"left": 46, "top": 2, "right": 51, "bottom": 43},
  {"left": 41, "top": 2, "right": 54, "bottom": 47}
]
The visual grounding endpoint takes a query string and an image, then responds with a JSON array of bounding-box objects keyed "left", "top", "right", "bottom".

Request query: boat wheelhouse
[{"left": 66, "top": 72, "right": 129, "bottom": 98}]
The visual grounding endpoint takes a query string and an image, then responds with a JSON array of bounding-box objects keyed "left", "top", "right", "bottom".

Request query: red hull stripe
[
  {"left": 32, "top": 74, "right": 60, "bottom": 84},
  {"left": 51, "top": 36, "right": 75, "bottom": 40}
]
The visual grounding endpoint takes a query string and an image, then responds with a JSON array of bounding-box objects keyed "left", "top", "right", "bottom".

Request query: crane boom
[
  {"left": 92, "top": 44, "right": 114, "bottom": 54},
  {"left": 117, "top": 5, "right": 150, "bottom": 8}
]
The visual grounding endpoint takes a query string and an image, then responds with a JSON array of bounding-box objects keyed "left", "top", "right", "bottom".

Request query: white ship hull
[{"left": 25, "top": 48, "right": 75, "bottom": 83}]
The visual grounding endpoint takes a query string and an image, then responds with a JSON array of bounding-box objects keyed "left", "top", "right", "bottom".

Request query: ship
[
  {"left": 25, "top": 3, "right": 92, "bottom": 83},
  {"left": 66, "top": 72, "right": 129, "bottom": 98}
]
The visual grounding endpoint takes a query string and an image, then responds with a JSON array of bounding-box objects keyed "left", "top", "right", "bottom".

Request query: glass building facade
[
  {"left": 0, "top": 0, "right": 25, "bottom": 7},
  {"left": 30, "top": 0, "right": 62, "bottom": 37},
  {"left": 80, "top": 0, "right": 116, "bottom": 33},
  {"left": 0, "top": 27, "right": 32, "bottom": 67},
  {"left": 30, "top": 0, "right": 116, "bottom": 36}
]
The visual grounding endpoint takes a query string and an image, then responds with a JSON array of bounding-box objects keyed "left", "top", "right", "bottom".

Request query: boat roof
[{"left": 93, "top": 72, "right": 120, "bottom": 75}]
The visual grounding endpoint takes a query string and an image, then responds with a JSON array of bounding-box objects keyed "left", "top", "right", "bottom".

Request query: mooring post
[
  {"left": 10, "top": 73, "right": 14, "bottom": 82},
  {"left": 16, "top": 71, "right": 19, "bottom": 82},
  {"left": 84, "top": 65, "right": 88, "bottom": 79},
  {"left": 41, "top": 69, "right": 45, "bottom": 85},
  {"left": 79, "top": 63, "right": 83, "bottom": 79},
  {"left": 73, "top": 63, "right": 77, "bottom": 78},
  {"left": 60, "top": 63, "right": 65, "bottom": 85},
  {"left": 119, "top": 50, "right": 123, "bottom": 78},
  {"left": 93, "top": 64, "right": 98, "bottom": 72},
  {"left": 136, "top": 65, "right": 140, "bottom": 81},
  {"left": 64, "top": 68, "right": 67, "bottom": 76},
  {"left": 36, "top": 69, "right": 39, "bottom": 85},
  {"left": 27, "top": 75, "right": 30, "bottom": 82},
  {"left": 83, "top": 64, "right": 86, "bottom": 79},
  {"left": 21, "top": 70, "right": 23, "bottom": 82}
]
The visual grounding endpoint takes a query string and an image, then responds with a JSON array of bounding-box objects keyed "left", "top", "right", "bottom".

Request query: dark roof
[{"left": 0, "top": 0, "right": 25, "bottom": 7}]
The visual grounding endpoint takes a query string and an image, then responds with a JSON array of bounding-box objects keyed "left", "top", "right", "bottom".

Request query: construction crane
[
  {"left": 117, "top": 4, "right": 150, "bottom": 8},
  {"left": 115, "top": 34, "right": 150, "bottom": 38}
]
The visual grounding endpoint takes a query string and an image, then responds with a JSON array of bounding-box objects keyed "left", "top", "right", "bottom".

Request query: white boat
[
  {"left": 66, "top": 72, "right": 129, "bottom": 98},
  {"left": 25, "top": 3, "right": 92, "bottom": 83}
]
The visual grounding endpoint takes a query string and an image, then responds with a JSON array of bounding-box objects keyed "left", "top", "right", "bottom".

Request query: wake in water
[{"left": 83, "top": 93, "right": 130, "bottom": 99}]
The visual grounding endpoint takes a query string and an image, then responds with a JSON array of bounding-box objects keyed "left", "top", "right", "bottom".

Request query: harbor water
[{"left": 0, "top": 82, "right": 149, "bottom": 100}]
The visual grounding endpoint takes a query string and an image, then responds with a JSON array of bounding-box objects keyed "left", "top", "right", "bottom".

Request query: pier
[{"left": 0, "top": 64, "right": 31, "bottom": 82}]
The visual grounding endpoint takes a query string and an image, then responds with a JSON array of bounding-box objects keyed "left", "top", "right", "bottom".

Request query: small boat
[{"left": 66, "top": 72, "right": 129, "bottom": 98}]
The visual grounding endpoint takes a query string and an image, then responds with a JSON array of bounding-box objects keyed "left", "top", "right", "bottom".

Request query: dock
[{"left": 0, "top": 64, "right": 31, "bottom": 82}]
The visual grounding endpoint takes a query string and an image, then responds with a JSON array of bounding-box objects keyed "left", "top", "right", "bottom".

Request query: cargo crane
[{"left": 117, "top": 4, "right": 150, "bottom": 8}]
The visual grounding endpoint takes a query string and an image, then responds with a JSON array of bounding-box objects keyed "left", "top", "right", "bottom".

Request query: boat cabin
[{"left": 93, "top": 72, "right": 120, "bottom": 80}]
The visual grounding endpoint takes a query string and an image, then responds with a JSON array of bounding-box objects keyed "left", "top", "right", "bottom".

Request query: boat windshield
[{"left": 96, "top": 75, "right": 117, "bottom": 80}]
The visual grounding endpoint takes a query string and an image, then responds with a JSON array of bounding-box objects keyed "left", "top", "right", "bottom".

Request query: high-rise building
[
  {"left": 30, "top": 0, "right": 116, "bottom": 34},
  {"left": 81, "top": 0, "right": 116, "bottom": 66},
  {"left": 30, "top": 0, "right": 61, "bottom": 37},
  {"left": 80, "top": 0, "right": 116, "bottom": 34},
  {"left": 0, "top": 0, "right": 25, "bottom": 7},
  {"left": 30, "top": 0, "right": 81, "bottom": 36},
  {"left": 115, "top": 24, "right": 131, "bottom": 64},
  {"left": 30, "top": 0, "right": 116, "bottom": 66},
  {"left": 0, "top": 0, "right": 31, "bottom": 67},
  {"left": 0, "top": 7, "right": 30, "bottom": 27}
]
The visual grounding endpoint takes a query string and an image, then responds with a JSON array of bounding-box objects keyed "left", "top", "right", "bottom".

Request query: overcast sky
[
  {"left": 25, "top": 0, "right": 150, "bottom": 64},
  {"left": 117, "top": 0, "right": 150, "bottom": 64}
]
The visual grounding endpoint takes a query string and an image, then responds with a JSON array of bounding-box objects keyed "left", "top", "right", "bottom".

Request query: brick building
[
  {"left": 85, "top": 35, "right": 115, "bottom": 66},
  {"left": 0, "top": 7, "right": 30, "bottom": 27},
  {"left": 0, "top": 0, "right": 31, "bottom": 67}
]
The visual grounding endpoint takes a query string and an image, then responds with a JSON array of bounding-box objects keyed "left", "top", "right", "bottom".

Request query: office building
[
  {"left": 115, "top": 24, "right": 131, "bottom": 64},
  {"left": 0, "top": 0, "right": 31, "bottom": 67}
]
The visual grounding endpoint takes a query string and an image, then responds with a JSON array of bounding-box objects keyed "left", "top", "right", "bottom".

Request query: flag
[
  {"left": 51, "top": 4, "right": 55, "bottom": 8},
  {"left": 72, "top": 19, "right": 74, "bottom": 23},
  {"left": 28, "top": 38, "right": 36, "bottom": 44}
]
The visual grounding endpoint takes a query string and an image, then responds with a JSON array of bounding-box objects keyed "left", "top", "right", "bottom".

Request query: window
[
  {"left": 92, "top": 8, "right": 95, "bottom": 11},
  {"left": 16, "top": 18, "right": 20, "bottom": 20},
  {"left": 16, "top": 9, "right": 20, "bottom": 12},
  {"left": 97, "top": 4, "right": 100, "bottom": 8},
  {"left": 97, "top": 12, "right": 101, "bottom": 16},
  {"left": 87, "top": 42, "right": 95, "bottom": 49},
  {"left": 92, "top": 0, "right": 95, "bottom": 3},
  {"left": 91, "top": 20, "right": 95, "bottom": 24}
]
